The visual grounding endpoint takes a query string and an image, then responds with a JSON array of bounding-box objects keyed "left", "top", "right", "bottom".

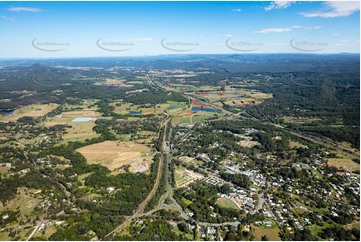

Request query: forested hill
[{"left": 1, "top": 53, "right": 359, "bottom": 73}]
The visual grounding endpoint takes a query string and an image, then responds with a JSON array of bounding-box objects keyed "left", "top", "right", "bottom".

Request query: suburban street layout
[{"left": 0, "top": 1, "right": 360, "bottom": 241}]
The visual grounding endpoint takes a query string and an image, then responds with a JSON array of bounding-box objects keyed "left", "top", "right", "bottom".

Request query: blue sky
[{"left": 0, "top": 1, "right": 359, "bottom": 58}]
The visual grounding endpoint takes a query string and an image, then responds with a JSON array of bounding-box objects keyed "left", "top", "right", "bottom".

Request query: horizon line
[{"left": 0, "top": 52, "right": 360, "bottom": 61}]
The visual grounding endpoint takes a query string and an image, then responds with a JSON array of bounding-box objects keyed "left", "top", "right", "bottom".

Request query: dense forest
[{"left": 245, "top": 72, "right": 360, "bottom": 148}]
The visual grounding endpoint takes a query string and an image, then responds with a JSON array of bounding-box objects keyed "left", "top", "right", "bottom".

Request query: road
[
  {"left": 163, "top": 128, "right": 189, "bottom": 219},
  {"left": 104, "top": 119, "right": 170, "bottom": 239},
  {"left": 140, "top": 127, "right": 190, "bottom": 220},
  {"left": 26, "top": 218, "right": 44, "bottom": 241},
  {"left": 138, "top": 118, "right": 170, "bottom": 215},
  {"left": 252, "top": 193, "right": 265, "bottom": 214}
]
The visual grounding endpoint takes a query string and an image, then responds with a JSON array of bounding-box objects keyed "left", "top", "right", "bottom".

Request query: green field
[
  {"left": 1, "top": 189, "right": 42, "bottom": 220},
  {"left": 215, "top": 198, "right": 239, "bottom": 210},
  {"left": 0, "top": 232, "right": 11, "bottom": 241},
  {"left": 78, "top": 172, "right": 94, "bottom": 185},
  {"left": 172, "top": 116, "right": 190, "bottom": 125},
  {"left": 192, "top": 114, "right": 213, "bottom": 123},
  {"left": 181, "top": 197, "right": 193, "bottom": 206},
  {"left": 253, "top": 224, "right": 281, "bottom": 241}
]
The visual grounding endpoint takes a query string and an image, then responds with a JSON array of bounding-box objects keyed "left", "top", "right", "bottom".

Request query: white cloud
[
  {"left": 300, "top": 1, "right": 360, "bottom": 18},
  {"left": 225, "top": 34, "right": 233, "bottom": 37},
  {"left": 265, "top": 1, "right": 296, "bottom": 11},
  {"left": 254, "top": 28, "right": 292, "bottom": 34},
  {"left": 304, "top": 25, "right": 322, "bottom": 30},
  {"left": 8, "top": 7, "right": 42, "bottom": 12},
  {"left": 290, "top": 25, "right": 303, "bottom": 29},
  {"left": 1, "top": 16, "right": 15, "bottom": 22},
  {"left": 232, "top": 8, "right": 242, "bottom": 12},
  {"left": 332, "top": 33, "right": 340, "bottom": 36}
]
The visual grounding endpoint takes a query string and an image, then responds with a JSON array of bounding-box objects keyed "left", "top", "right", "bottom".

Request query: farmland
[
  {"left": 0, "top": 103, "right": 59, "bottom": 122},
  {"left": 44, "top": 106, "right": 102, "bottom": 142},
  {"left": 76, "top": 140, "right": 153, "bottom": 173},
  {"left": 164, "top": 83, "right": 273, "bottom": 111},
  {"left": 112, "top": 101, "right": 188, "bottom": 116}
]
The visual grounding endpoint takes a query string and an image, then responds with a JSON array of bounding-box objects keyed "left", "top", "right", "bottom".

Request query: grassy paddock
[
  {"left": 215, "top": 198, "right": 240, "bottom": 210},
  {"left": 0, "top": 103, "right": 59, "bottom": 122}
]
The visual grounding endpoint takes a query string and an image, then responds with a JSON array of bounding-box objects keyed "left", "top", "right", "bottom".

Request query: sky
[{"left": 0, "top": 1, "right": 360, "bottom": 58}]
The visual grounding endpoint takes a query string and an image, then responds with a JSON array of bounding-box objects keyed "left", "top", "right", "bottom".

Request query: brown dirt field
[
  {"left": 61, "top": 109, "right": 101, "bottom": 118},
  {"left": 327, "top": 158, "right": 359, "bottom": 172},
  {"left": 129, "top": 159, "right": 150, "bottom": 173},
  {"left": 0, "top": 104, "right": 59, "bottom": 122},
  {"left": 77, "top": 141, "right": 153, "bottom": 171},
  {"left": 239, "top": 140, "right": 260, "bottom": 148},
  {"left": 0, "top": 167, "right": 10, "bottom": 174}
]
